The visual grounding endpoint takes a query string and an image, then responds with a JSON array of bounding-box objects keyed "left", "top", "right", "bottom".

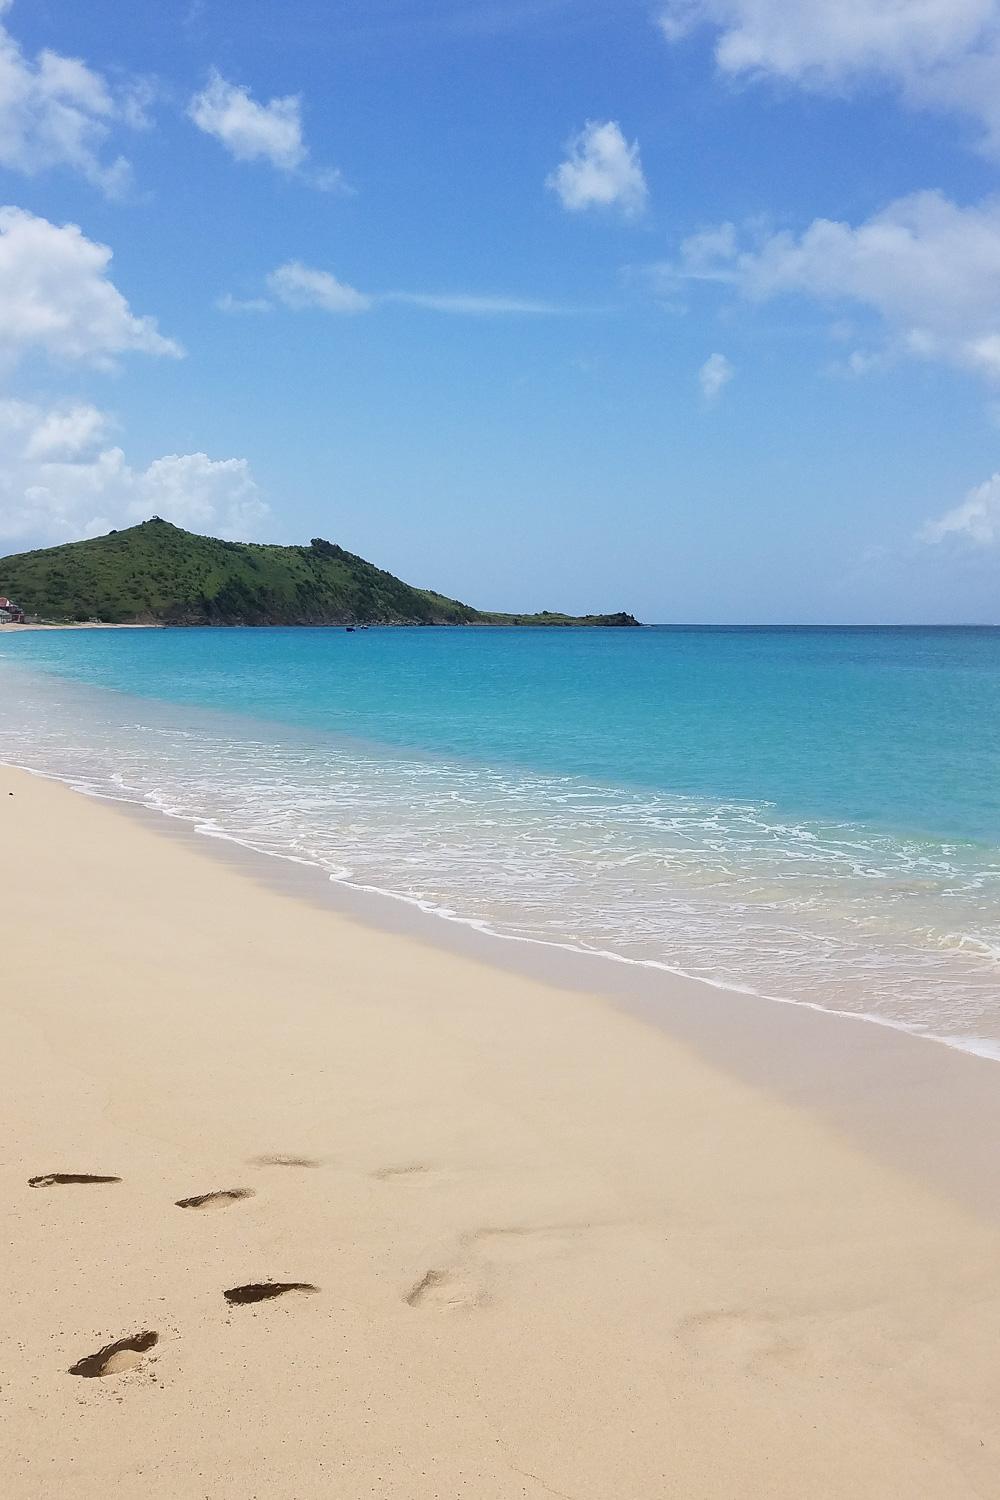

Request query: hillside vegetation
[{"left": 0, "top": 520, "right": 640, "bottom": 627}]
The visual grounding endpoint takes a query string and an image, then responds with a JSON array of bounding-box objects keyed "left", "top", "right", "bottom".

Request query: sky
[{"left": 1, "top": 0, "right": 1000, "bottom": 622}]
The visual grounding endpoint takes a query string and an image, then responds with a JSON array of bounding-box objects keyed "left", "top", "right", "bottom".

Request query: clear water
[{"left": 2, "top": 625, "right": 999, "bottom": 1054}]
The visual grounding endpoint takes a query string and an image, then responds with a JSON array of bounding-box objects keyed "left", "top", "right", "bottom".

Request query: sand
[
  {"left": 2, "top": 764, "right": 999, "bottom": 1498},
  {"left": 0, "top": 621, "right": 162, "bottom": 630}
]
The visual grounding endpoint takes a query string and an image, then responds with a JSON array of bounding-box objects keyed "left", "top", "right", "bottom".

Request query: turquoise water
[{"left": 2, "top": 625, "right": 999, "bottom": 1051}]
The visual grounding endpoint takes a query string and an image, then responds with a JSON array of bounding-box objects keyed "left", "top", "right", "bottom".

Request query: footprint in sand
[
  {"left": 29, "top": 1173, "right": 121, "bottom": 1188},
  {"left": 68, "top": 1331, "right": 158, "bottom": 1378},
  {"left": 250, "top": 1154, "right": 321, "bottom": 1169},
  {"left": 465, "top": 1224, "right": 583, "bottom": 1266},
  {"left": 673, "top": 1308, "right": 802, "bottom": 1374},
  {"left": 224, "top": 1281, "right": 319, "bottom": 1305},
  {"left": 405, "top": 1224, "right": 590, "bottom": 1311},
  {"left": 175, "top": 1188, "right": 255, "bottom": 1210},
  {"left": 404, "top": 1268, "right": 485, "bottom": 1310}
]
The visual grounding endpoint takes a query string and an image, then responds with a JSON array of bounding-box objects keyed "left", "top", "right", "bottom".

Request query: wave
[{"left": 3, "top": 658, "right": 1000, "bottom": 1058}]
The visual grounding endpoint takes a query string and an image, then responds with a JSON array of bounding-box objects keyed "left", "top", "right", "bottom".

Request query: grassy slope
[{"left": 0, "top": 521, "right": 639, "bottom": 627}]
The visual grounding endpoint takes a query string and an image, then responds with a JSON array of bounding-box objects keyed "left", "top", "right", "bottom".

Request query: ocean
[{"left": 2, "top": 624, "right": 999, "bottom": 1055}]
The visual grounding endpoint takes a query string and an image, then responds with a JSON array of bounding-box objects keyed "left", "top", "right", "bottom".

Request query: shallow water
[{"left": 2, "top": 625, "right": 999, "bottom": 1054}]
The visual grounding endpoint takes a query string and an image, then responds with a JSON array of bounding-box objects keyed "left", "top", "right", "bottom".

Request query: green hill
[{"left": 0, "top": 519, "right": 640, "bottom": 628}]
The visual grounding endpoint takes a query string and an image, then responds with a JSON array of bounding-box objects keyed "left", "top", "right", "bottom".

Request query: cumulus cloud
[
  {"left": 658, "top": 0, "right": 1000, "bottom": 155},
  {"left": 0, "top": 206, "right": 182, "bottom": 369},
  {"left": 654, "top": 191, "right": 1000, "bottom": 382},
  {"left": 547, "top": 120, "right": 648, "bottom": 218},
  {"left": 189, "top": 70, "right": 303, "bottom": 169},
  {"left": 188, "top": 68, "right": 343, "bottom": 187},
  {"left": 266, "top": 259, "right": 371, "bottom": 313},
  {"left": 138, "top": 452, "right": 269, "bottom": 537},
  {"left": 698, "top": 351, "right": 734, "bottom": 399},
  {"left": 0, "top": 397, "right": 269, "bottom": 544},
  {"left": 0, "top": 0, "right": 147, "bottom": 194},
  {"left": 921, "top": 472, "right": 1000, "bottom": 545},
  {"left": 658, "top": 0, "right": 994, "bottom": 79},
  {"left": 22, "top": 399, "right": 108, "bottom": 459}
]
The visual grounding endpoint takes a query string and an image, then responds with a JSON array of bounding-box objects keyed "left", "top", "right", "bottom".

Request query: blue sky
[{"left": 2, "top": 0, "right": 1000, "bottom": 621}]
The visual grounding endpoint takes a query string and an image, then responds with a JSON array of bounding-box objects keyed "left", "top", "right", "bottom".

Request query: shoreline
[
  {"left": 4, "top": 762, "right": 1000, "bottom": 1496},
  {"left": 6, "top": 751, "right": 1000, "bottom": 1220},
  {"left": 3, "top": 642, "right": 995, "bottom": 1066},
  {"left": 101, "top": 774, "right": 1000, "bottom": 1220},
  {"left": 118, "top": 805, "right": 1000, "bottom": 1065},
  {"left": 0, "top": 621, "right": 163, "bottom": 630}
]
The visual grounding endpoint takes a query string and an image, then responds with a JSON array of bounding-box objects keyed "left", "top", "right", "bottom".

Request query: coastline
[
  {"left": 3, "top": 762, "right": 1000, "bottom": 1497},
  {"left": 111, "top": 789, "right": 1000, "bottom": 1220},
  {"left": 5, "top": 712, "right": 1000, "bottom": 1217},
  {"left": 0, "top": 621, "right": 163, "bottom": 631},
  {"left": 3, "top": 641, "right": 999, "bottom": 1077},
  {"left": 7, "top": 731, "right": 1000, "bottom": 1218}
]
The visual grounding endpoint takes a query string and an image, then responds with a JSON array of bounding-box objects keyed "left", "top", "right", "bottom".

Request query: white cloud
[
  {"left": 0, "top": 206, "right": 182, "bottom": 369},
  {"left": 188, "top": 68, "right": 343, "bottom": 187},
  {"left": 189, "top": 70, "right": 303, "bottom": 169},
  {"left": 673, "top": 221, "right": 740, "bottom": 281},
  {"left": 546, "top": 120, "right": 648, "bottom": 218},
  {"left": 0, "top": 0, "right": 147, "bottom": 195},
  {"left": 251, "top": 263, "right": 561, "bottom": 317},
  {"left": 657, "top": 191, "right": 1000, "bottom": 382},
  {"left": 698, "top": 351, "right": 734, "bottom": 399},
  {"left": 138, "top": 452, "right": 269, "bottom": 537},
  {"left": 383, "top": 291, "right": 564, "bottom": 314},
  {"left": 216, "top": 291, "right": 273, "bottom": 314},
  {"left": 658, "top": 0, "right": 1000, "bottom": 155},
  {"left": 0, "top": 397, "right": 269, "bottom": 544},
  {"left": 658, "top": 0, "right": 994, "bottom": 78},
  {"left": 266, "top": 260, "right": 372, "bottom": 313},
  {"left": 22, "top": 400, "right": 108, "bottom": 459},
  {"left": 921, "top": 472, "right": 1000, "bottom": 545}
]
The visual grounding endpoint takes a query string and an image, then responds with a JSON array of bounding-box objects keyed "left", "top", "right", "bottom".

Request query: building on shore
[{"left": 0, "top": 596, "right": 25, "bottom": 624}]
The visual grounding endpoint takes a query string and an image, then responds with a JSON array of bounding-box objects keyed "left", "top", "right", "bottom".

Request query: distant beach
[{"left": 2, "top": 621, "right": 163, "bottom": 630}]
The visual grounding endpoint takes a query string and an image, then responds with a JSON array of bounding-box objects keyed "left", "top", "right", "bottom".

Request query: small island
[{"left": 0, "top": 519, "right": 641, "bottom": 628}]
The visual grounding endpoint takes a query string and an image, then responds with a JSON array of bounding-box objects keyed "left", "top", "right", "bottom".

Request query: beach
[
  {"left": 3, "top": 761, "right": 999, "bottom": 1499},
  {"left": 2, "top": 0, "right": 997, "bottom": 1491},
  {"left": 0, "top": 622, "right": 163, "bottom": 630}
]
